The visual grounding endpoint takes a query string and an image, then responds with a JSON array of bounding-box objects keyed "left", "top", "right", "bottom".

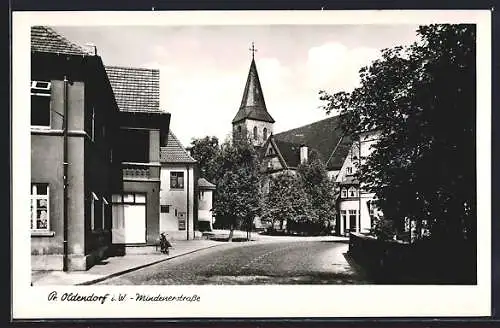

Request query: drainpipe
[
  {"left": 63, "top": 76, "right": 69, "bottom": 271},
  {"left": 186, "top": 165, "right": 190, "bottom": 240}
]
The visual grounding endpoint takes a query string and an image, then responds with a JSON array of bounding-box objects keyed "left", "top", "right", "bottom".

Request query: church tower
[{"left": 232, "top": 43, "right": 275, "bottom": 147}]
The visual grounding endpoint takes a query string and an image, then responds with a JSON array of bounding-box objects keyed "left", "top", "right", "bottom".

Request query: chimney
[
  {"left": 85, "top": 43, "right": 97, "bottom": 56},
  {"left": 300, "top": 145, "right": 308, "bottom": 164}
]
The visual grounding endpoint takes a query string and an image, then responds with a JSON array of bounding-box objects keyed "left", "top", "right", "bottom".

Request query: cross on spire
[{"left": 249, "top": 42, "right": 258, "bottom": 59}]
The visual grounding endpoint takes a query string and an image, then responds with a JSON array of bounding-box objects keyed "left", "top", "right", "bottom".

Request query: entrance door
[
  {"left": 124, "top": 204, "right": 146, "bottom": 244},
  {"left": 112, "top": 203, "right": 146, "bottom": 244}
]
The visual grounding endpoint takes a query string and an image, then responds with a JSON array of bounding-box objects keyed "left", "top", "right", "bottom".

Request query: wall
[
  {"left": 233, "top": 119, "right": 273, "bottom": 146},
  {"left": 31, "top": 80, "right": 87, "bottom": 270},
  {"left": 198, "top": 189, "right": 213, "bottom": 221},
  {"left": 159, "top": 165, "right": 195, "bottom": 240}
]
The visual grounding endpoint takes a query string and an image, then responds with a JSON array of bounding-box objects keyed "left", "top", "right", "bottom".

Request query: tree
[
  {"left": 190, "top": 136, "right": 220, "bottom": 184},
  {"left": 319, "top": 24, "right": 476, "bottom": 242},
  {"left": 297, "top": 154, "right": 337, "bottom": 235},
  {"left": 211, "top": 137, "right": 261, "bottom": 241},
  {"left": 262, "top": 171, "right": 313, "bottom": 234}
]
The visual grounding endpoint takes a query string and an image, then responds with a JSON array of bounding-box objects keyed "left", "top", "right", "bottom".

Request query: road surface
[{"left": 97, "top": 240, "right": 368, "bottom": 285}]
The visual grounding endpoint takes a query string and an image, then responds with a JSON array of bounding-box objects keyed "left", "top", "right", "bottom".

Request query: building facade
[
  {"left": 30, "top": 26, "right": 121, "bottom": 270},
  {"left": 159, "top": 131, "right": 197, "bottom": 241},
  {"left": 105, "top": 66, "right": 171, "bottom": 254}
]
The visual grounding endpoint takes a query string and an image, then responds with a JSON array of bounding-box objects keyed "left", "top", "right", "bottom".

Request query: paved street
[{"left": 96, "top": 240, "right": 368, "bottom": 285}]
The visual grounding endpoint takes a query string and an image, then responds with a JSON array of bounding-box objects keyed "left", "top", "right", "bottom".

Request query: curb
[{"left": 76, "top": 244, "right": 221, "bottom": 286}]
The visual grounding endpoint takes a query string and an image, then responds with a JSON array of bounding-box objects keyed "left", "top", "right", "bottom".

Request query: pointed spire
[{"left": 232, "top": 44, "right": 275, "bottom": 124}]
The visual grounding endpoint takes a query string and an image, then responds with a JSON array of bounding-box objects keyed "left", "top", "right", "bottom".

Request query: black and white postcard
[{"left": 11, "top": 9, "right": 492, "bottom": 319}]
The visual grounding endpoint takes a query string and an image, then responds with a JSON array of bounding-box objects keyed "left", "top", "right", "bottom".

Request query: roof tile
[
  {"left": 105, "top": 66, "right": 160, "bottom": 113},
  {"left": 160, "top": 131, "right": 197, "bottom": 164},
  {"left": 273, "top": 115, "right": 352, "bottom": 170},
  {"left": 31, "top": 26, "right": 93, "bottom": 56}
]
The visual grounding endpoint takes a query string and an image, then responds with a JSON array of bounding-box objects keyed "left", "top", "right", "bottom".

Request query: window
[
  {"left": 237, "top": 125, "right": 242, "bottom": 135},
  {"left": 160, "top": 205, "right": 170, "bottom": 213},
  {"left": 112, "top": 193, "right": 146, "bottom": 204},
  {"left": 91, "top": 192, "right": 99, "bottom": 230},
  {"left": 348, "top": 209, "right": 357, "bottom": 231},
  {"left": 170, "top": 171, "right": 184, "bottom": 189},
  {"left": 31, "top": 81, "right": 51, "bottom": 128},
  {"left": 199, "top": 191, "right": 205, "bottom": 200},
  {"left": 91, "top": 106, "right": 95, "bottom": 141},
  {"left": 346, "top": 166, "right": 353, "bottom": 174},
  {"left": 31, "top": 183, "right": 49, "bottom": 230},
  {"left": 253, "top": 126, "right": 258, "bottom": 140},
  {"left": 341, "top": 188, "right": 347, "bottom": 198},
  {"left": 348, "top": 187, "right": 358, "bottom": 198},
  {"left": 263, "top": 128, "right": 268, "bottom": 140},
  {"left": 102, "top": 197, "right": 108, "bottom": 229}
]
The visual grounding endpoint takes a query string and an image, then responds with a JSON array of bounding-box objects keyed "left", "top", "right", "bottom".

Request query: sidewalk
[{"left": 31, "top": 239, "right": 221, "bottom": 286}]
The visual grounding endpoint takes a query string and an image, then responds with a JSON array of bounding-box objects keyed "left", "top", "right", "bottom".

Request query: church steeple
[
  {"left": 232, "top": 45, "right": 275, "bottom": 125},
  {"left": 232, "top": 43, "right": 275, "bottom": 146}
]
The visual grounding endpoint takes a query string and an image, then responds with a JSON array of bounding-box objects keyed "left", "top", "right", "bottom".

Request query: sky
[{"left": 55, "top": 25, "right": 421, "bottom": 146}]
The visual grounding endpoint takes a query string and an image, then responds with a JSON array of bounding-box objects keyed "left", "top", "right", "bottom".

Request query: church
[{"left": 231, "top": 48, "right": 381, "bottom": 236}]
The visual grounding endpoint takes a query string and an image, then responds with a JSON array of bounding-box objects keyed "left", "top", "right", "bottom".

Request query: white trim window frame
[
  {"left": 30, "top": 81, "right": 52, "bottom": 129},
  {"left": 31, "top": 183, "right": 50, "bottom": 231},
  {"left": 102, "top": 197, "right": 109, "bottom": 230},
  {"left": 341, "top": 188, "right": 347, "bottom": 198},
  {"left": 91, "top": 192, "right": 99, "bottom": 230}
]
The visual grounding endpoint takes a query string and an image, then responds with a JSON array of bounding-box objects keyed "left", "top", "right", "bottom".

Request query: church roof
[
  {"left": 31, "top": 26, "right": 94, "bottom": 56},
  {"left": 105, "top": 66, "right": 160, "bottom": 113},
  {"left": 232, "top": 58, "right": 275, "bottom": 124},
  {"left": 160, "top": 131, "right": 197, "bottom": 164},
  {"left": 273, "top": 115, "right": 352, "bottom": 171}
]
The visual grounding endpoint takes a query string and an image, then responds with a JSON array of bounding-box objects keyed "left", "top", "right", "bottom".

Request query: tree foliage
[
  {"left": 297, "top": 154, "right": 337, "bottom": 234},
  {"left": 262, "top": 171, "right": 313, "bottom": 232},
  {"left": 320, "top": 24, "right": 476, "bottom": 241},
  {"left": 211, "top": 137, "right": 262, "bottom": 240},
  {"left": 262, "top": 154, "right": 337, "bottom": 235},
  {"left": 189, "top": 136, "right": 220, "bottom": 184}
]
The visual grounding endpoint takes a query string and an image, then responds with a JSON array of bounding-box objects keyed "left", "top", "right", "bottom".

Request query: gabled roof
[
  {"left": 31, "top": 26, "right": 93, "bottom": 56},
  {"left": 160, "top": 131, "right": 197, "bottom": 164},
  {"left": 232, "top": 58, "right": 275, "bottom": 124},
  {"left": 273, "top": 114, "right": 352, "bottom": 171},
  {"left": 198, "top": 178, "right": 216, "bottom": 190},
  {"left": 105, "top": 66, "right": 160, "bottom": 113}
]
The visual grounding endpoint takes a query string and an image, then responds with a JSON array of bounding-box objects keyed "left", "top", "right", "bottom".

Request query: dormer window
[{"left": 31, "top": 80, "right": 51, "bottom": 128}]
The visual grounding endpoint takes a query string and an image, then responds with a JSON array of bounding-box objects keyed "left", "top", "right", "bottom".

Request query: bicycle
[{"left": 159, "top": 232, "right": 172, "bottom": 255}]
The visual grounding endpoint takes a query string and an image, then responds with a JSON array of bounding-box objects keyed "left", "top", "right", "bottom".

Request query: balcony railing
[{"left": 121, "top": 162, "right": 160, "bottom": 180}]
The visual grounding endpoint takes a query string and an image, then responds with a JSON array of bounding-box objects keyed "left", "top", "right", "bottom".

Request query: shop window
[{"left": 31, "top": 183, "right": 49, "bottom": 230}]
